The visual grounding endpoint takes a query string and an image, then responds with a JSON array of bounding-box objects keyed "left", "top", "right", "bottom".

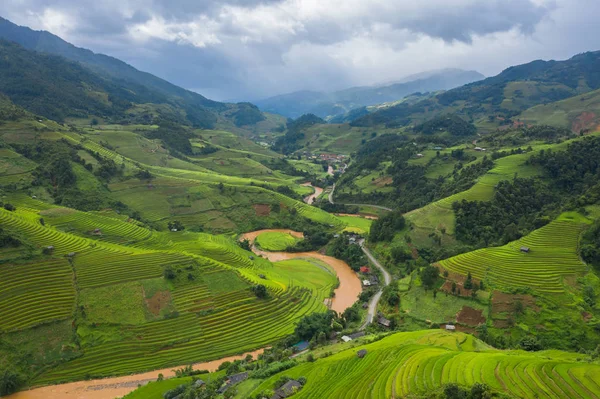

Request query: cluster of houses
[
  {"left": 319, "top": 153, "right": 346, "bottom": 163},
  {"left": 359, "top": 264, "right": 379, "bottom": 288},
  {"left": 341, "top": 331, "right": 366, "bottom": 343}
]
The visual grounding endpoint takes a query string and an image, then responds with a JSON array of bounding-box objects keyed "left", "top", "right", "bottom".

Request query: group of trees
[
  {"left": 413, "top": 114, "right": 477, "bottom": 137},
  {"left": 582, "top": 221, "right": 600, "bottom": 269},
  {"left": 0, "top": 227, "right": 21, "bottom": 248},
  {"left": 369, "top": 212, "right": 406, "bottom": 242},
  {"left": 146, "top": 121, "right": 194, "bottom": 156},
  {"left": 453, "top": 178, "right": 555, "bottom": 246},
  {"left": 328, "top": 234, "right": 367, "bottom": 271}
]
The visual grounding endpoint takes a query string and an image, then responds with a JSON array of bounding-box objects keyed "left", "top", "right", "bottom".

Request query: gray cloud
[{"left": 0, "top": 0, "right": 598, "bottom": 101}]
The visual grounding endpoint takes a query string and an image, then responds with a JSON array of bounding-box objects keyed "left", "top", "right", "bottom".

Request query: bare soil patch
[
  {"left": 145, "top": 290, "right": 171, "bottom": 316},
  {"left": 582, "top": 311, "right": 593, "bottom": 322},
  {"left": 439, "top": 280, "right": 475, "bottom": 298},
  {"left": 491, "top": 290, "right": 539, "bottom": 314},
  {"left": 253, "top": 204, "right": 271, "bottom": 216},
  {"left": 493, "top": 319, "right": 512, "bottom": 329},
  {"left": 572, "top": 111, "right": 596, "bottom": 132},
  {"left": 373, "top": 176, "right": 393, "bottom": 187},
  {"left": 456, "top": 306, "right": 486, "bottom": 326}
]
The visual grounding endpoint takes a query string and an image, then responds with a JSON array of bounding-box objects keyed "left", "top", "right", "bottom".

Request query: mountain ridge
[{"left": 254, "top": 69, "right": 484, "bottom": 119}]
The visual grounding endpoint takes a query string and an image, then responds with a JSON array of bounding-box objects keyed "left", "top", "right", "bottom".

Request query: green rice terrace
[
  {"left": 255, "top": 231, "right": 302, "bottom": 251},
  {"left": 245, "top": 330, "right": 600, "bottom": 398},
  {"left": 438, "top": 213, "right": 591, "bottom": 294},
  {"left": 0, "top": 199, "right": 338, "bottom": 385}
]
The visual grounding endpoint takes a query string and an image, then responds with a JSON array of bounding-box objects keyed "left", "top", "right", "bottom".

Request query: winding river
[
  {"left": 300, "top": 182, "right": 323, "bottom": 204},
  {"left": 238, "top": 229, "right": 362, "bottom": 313}
]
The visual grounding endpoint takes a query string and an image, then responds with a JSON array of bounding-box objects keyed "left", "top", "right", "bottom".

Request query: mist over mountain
[{"left": 254, "top": 69, "right": 484, "bottom": 119}]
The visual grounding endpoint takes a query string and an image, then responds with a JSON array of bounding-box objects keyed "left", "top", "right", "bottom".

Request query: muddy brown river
[{"left": 239, "top": 229, "right": 362, "bottom": 313}]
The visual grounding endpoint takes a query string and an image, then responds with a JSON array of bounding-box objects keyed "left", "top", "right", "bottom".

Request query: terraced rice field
[
  {"left": 0, "top": 258, "right": 75, "bottom": 331},
  {"left": 0, "top": 199, "right": 337, "bottom": 384},
  {"left": 255, "top": 231, "right": 301, "bottom": 251},
  {"left": 439, "top": 213, "right": 591, "bottom": 293},
  {"left": 249, "top": 330, "right": 600, "bottom": 398}
]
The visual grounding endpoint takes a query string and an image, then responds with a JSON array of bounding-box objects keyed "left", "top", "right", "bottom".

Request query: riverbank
[
  {"left": 6, "top": 348, "right": 266, "bottom": 399},
  {"left": 238, "top": 229, "right": 362, "bottom": 314}
]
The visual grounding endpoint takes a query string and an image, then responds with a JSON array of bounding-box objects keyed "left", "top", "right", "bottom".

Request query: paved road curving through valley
[{"left": 359, "top": 239, "right": 391, "bottom": 329}]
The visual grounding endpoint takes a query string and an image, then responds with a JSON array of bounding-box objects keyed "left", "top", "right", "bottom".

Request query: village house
[
  {"left": 270, "top": 380, "right": 303, "bottom": 399},
  {"left": 357, "top": 349, "right": 368, "bottom": 358},
  {"left": 217, "top": 372, "right": 248, "bottom": 394},
  {"left": 341, "top": 335, "right": 352, "bottom": 343},
  {"left": 520, "top": 246, "right": 531, "bottom": 253},
  {"left": 445, "top": 324, "right": 456, "bottom": 331},
  {"left": 360, "top": 266, "right": 371, "bottom": 273},
  {"left": 362, "top": 279, "right": 371, "bottom": 287},
  {"left": 349, "top": 331, "right": 366, "bottom": 340},
  {"left": 378, "top": 315, "right": 391, "bottom": 328}
]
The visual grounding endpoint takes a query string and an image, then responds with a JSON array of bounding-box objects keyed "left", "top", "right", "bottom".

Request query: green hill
[
  {"left": 0, "top": 17, "right": 267, "bottom": 130},
  {"left": 519, "top": 88, "right": 600, "bottom": 131},
  {"left": 351, "top": 51, "right": 600, "bottom": 129}
]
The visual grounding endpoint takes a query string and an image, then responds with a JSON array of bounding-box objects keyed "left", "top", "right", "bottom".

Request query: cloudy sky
[{"left": 1, "top": 0, "right": 599, "bottom": 101}]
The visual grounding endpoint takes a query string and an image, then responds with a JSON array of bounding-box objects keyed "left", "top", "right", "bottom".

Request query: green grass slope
[{"left": 519, "top": 88, "right": 600, "bottom": 131}]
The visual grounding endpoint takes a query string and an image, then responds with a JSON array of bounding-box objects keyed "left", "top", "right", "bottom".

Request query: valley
[{"left": 2, "top": 11, "right": 600, "bottom": 399}]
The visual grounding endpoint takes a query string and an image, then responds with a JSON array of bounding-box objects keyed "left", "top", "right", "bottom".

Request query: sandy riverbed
[{"left": 6, "top": 348, "right": 266, "bottom": 399}]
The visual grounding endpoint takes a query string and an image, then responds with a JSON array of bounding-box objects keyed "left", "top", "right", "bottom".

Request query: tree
[
  {"left": 584, "top": 285, "right": 596, "bottom": 308},
  {"left": 451, "top": 281, "right": 457, "bottom": 294},
  {"left": 0, "top": 369, "right": 24, "bottom": 396},
  {"left": 251, "top": 284, "right": 267, "bottom": 298},
  {"left": 168, "top": 220, "right": 185, "bottom": 231},
  {"left": 163, "top": 266, "right": 176, "bottom": 280},
  {"left": 238, "top": 239, "right": 251, "bottom": 251},
  {"left": 420, "top": 265, "right": 439, "bottom": 290},
  {"left": 464, "top": 272, "right": 473, "bottom": 289},
  {"left": 3, "top": 203, "right": 15, "bottom": 211},
  {"left": 514, "top": 300, "right": 524, "bottom": 315}
]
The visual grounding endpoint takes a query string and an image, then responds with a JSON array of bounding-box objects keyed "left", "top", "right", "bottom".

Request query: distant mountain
[
  {"left": 0, "top": 17, "right": 264, "bottom": 128},
  {"left": 254, "top": 69, "right": 484, "bottom": 119},
  {"left": 352, "top": 51, "right": 600, "bottom": 128}
]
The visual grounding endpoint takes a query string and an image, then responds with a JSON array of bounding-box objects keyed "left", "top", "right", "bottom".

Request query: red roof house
[{"left": 360, "top": 266, "right": 370, "bottom": 273}]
